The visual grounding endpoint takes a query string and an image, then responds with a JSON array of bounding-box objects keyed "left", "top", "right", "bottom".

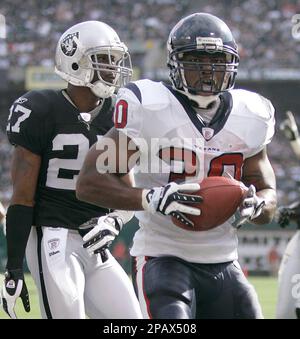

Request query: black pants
[{"left": 132, "top": 256, "right": 263, "bottom": 319}]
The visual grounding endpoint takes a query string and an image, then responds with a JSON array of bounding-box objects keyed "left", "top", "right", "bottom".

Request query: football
[{"left": 171, "top": 176, "right": 247, "bottom": 231}]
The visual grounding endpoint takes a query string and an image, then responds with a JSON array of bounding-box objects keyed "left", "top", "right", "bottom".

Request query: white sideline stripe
[{"left": 136, "top": 256, "right": 150, "bottom": 319}]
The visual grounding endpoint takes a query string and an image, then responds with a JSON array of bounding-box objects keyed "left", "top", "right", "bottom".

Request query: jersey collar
[{"left": 165, "top": 84, "right": 233, "bottom": 141}]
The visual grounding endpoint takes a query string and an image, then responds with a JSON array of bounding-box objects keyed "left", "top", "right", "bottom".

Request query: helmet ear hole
[{"left": 72, "top": 63, "right": 79, "bottom": 71}]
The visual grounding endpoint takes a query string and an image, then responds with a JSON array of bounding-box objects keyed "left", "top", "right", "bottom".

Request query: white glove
[
  {"left": 280, "top": 111, "right": 299, "bottom": 141},
  {"left": 0, "top": 269, "right": 30, "bottom": 319},
  {"left": 142, "top": 182, "right": 202, "bottom": 228},
  {"left": 80, "top": 215, "right": 123, "bottom": 259},
  {"left": 232, "top": 185, "right": 265, "bottom": 228}
]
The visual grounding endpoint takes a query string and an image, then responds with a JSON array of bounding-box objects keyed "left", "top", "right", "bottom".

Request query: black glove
[
  {"left": 0, "top": 269, "right": 30, "bottom": 319},
  {"left": 275, "top": 206, "right": 293, "bottom": 228}
]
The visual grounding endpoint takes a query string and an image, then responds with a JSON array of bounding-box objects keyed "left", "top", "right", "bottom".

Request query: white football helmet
[{"left": 55, "top": 21, "right": 132, "bottom": 98}]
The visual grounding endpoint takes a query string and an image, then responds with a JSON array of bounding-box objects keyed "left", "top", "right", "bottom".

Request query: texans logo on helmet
[{"left": 61, "top": 32, "right": 79, "bottom": 56}]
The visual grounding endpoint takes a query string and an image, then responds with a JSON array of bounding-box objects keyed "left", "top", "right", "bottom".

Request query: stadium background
[{"left": 0, "top": 0, "right": 300, "bottom": 318}]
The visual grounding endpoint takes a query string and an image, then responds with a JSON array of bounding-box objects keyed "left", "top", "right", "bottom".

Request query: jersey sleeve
[
  {"left": 260, "top": 96, "right": 275, "bottom": 146},
  {"left": 249, "top": 96, "right": 275, "bottom": 157},
  {"left": 231, "top": 90, "right": 276, "bottom": 158},
  {"left": 113, "top": 85, "right": 143, "bottom": 142},
  {"left": 6, "top": 90, "right": 53, "bottom": 155}
]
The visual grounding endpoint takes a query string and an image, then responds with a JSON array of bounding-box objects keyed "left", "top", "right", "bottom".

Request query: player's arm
[
  {"left": 280, "top": 111, "right": 300, "bottom": 159},
  {"left": 239, "top": 147, "right": 277, "bottom": 225},
  {"left": 1, "top": 146, "right": 40, "bottom": 318},
  {"left": 77, "top": 127, "right": 143, "bottom": 210},
  {"left": 77, "top": 127, "right": 201, "bottom": 255},
  {"left": 78, "top": 165, "right": 136, "bottom": 260},
  {"left": 77, "top": 127, "right": 201, "bottom": 220},
  {"left": 7, "top": 146, "right": 41, "bottom": 268}
]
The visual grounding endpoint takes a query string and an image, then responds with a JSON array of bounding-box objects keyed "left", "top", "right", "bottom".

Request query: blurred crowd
[
  {"left": 0, "top": 120, "right": 299, "bottom": 207},
  {"left": 0, "top": 0, "right": 300, "bottom": 205},
  {"left": 0, "top": 0, "right": 299, "bottom": 77}
]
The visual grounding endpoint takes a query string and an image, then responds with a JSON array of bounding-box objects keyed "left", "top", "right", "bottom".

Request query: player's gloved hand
[
  {"left": 80, "top": 215, "right": 122, "bottom": 261},
  {"left": 0, "top": 269, "right": 30, "bottom": 319},
  {"left": 280, "top": 111, "right": 299, "bottom": 141},
  {"left": 142, "top": 182, "right": 202, "bottom": 228},
  {"left": 274, "top": 206, "right": 293, "bottom": 228},
  {"left": 232, "top": 185, "right": 265, "bottom": 228}
]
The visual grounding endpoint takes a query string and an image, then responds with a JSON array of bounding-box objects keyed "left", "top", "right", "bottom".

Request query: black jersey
[{"left": 7, "top": 89, "right": 113, "bottom": 229}]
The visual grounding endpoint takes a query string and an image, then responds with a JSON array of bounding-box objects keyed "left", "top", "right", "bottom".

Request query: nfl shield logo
[
  {"left": 48, "top": 238, "right": 60, "bottom": 250},
  {"left": 202, "top": 127, "right": 214, "bottom": 141}
]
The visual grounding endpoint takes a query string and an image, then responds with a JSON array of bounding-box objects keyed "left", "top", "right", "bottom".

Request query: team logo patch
[
  {"left": 61, "top": 32, "right": 79, "bottom": 56},
  {"left": 48, "top": 238, "right": 60, "bottom": 250},
  {"left": 15, "top": 97, "right": 28, "bottom": 104},
  {"left": 6, "top": 280, "right": 15, "bottom": 289},
  {"left": 202, "top": 127, "right": 214, "bottom": 141}
]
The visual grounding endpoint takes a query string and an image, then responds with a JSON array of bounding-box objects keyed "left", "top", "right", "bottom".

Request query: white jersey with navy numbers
[{"left": 114, "top": 80, "right": 275, "bottom": 263}]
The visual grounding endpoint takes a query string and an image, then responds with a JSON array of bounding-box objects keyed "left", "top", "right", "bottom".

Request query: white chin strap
[
  {"left": 88, "top": 81, "right": 115, "bottom": 98},
  {"left": 175, "top": 87, "right": 219, "bottom": 108},
  {"left": 186, "top": 92, "right": 219, "bottom": 108},
  {"left": 54, "top": 68, "right": 115, "bottom": 99}
]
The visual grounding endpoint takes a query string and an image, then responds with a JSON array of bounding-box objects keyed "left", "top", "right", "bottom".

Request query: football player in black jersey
[
  {"left": 275, "top": 111, "right": 300, "bottom": 319},
  {"left": 0, "top": 21, "right": 142, "bottom": 319}
]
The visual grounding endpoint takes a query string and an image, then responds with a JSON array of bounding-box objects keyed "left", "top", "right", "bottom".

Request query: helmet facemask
[
  {"left": 81, "top": 45, "right": 132, "bottom": 98},
  {"left": 169, "top": 49, "right": 239, "bottom": 96}
]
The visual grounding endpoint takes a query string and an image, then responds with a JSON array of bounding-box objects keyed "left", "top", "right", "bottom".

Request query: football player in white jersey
[
  {"left": 275, "top": 111, "right": 300, "bottom": 319},
  {"left": 0, "top": 21, "right": 142, "bottom": 319},
  {"left": 77, "top": 13, "right": 277, "bottom": 319}
]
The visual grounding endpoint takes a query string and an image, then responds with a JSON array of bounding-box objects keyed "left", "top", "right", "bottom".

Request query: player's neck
[{"left": 66, "top": 86, "right": 102, "bottom": 112}]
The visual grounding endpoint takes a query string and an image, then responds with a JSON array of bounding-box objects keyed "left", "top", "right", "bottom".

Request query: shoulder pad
[
  {"left": 12, "top": 90, "right": 56, "bottom": 117},
  {"left": 228, "top": 89, "right": 275, "bottom": 152},
  {"left": 230, "top": 89, "right": 274, "bottom": 121},
  {"left": 122, "top": 80, "right": 170, "bottom": 111}
]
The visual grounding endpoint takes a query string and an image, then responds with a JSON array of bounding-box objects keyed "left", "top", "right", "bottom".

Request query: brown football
[{"left": 172, "top": 176, "right": 247, "bottom": 231}]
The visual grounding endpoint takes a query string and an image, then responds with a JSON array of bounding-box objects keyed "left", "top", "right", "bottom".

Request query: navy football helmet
[{"left": 167, "top": 13, "right": 239, "bottom": 95}]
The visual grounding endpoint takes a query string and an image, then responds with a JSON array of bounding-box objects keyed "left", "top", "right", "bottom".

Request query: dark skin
[
  {"left": 77, "top": 128, "right": 142, "bottom": 210},
  {"left": 76, "top": 128, "right": 277, "bottom": 225},
  {"left": 241, "top": 147, "right": 277, "bottom": 224},
  {"left": 182, "top": 52, "right": 228, "bottom": 96}
]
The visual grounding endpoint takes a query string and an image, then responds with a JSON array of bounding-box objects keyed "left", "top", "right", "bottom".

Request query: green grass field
[{"left": 0, "top": 274, "right": 278, "bottom": 319}]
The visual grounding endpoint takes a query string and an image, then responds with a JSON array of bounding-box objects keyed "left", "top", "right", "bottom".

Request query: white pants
[
  {"left": 25, "top": 226, "right": 142, "bottom": 319},
  {"left": 276, "top": 230, "right": 300, "bottom": 319}
]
